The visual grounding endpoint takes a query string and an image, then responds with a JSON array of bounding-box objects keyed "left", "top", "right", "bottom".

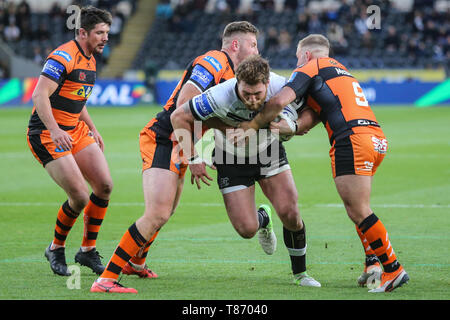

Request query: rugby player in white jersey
[{"left": 171, "top": 55, "right": 320, "bottom": 287}]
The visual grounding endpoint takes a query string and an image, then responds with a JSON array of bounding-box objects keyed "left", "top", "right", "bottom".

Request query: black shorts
[{"left": 212, "top": 142, "right": 290, "bottom": 194}]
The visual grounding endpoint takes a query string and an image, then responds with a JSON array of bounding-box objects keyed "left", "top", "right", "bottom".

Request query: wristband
[{"left": 188, "top": 155, "right": 203, "bottom": 165}]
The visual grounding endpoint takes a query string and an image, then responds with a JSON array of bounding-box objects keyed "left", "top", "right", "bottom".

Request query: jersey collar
[
  {"left": 222, "top": 50, "right": 234, "bottom": 72},
  {"left": 73, "top": 39, "right": 92, "bottom": 60}
]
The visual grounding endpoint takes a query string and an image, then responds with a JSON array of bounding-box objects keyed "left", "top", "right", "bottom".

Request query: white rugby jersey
[
  {"left": 188, "top": 72, "right": 294, "bottom": 157},
  {"left": 189, "top": 72, "right": 286, "bottom": 126}
]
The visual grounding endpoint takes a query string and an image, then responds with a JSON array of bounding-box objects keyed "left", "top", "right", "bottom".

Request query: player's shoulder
[
  {"left": 196, "top": 50, "right": 229, "bottom": 73},
  {"left": 317, "top": 57, "right": 347, "bottom": 70},
  {"left": 268, "top": 71, "right": 287, "bottom": 95},
  {"left": 48, "top": 40, "right": 77, "bottom": 64},
  {"left": 269, "top": 71, "right": 287, "bottom": 85},
  {"left": 289, "top": 59, "right": 319, "bottom": 80},
  {"left": 207, "top": 76, "right": 237, "bottom": 101}
]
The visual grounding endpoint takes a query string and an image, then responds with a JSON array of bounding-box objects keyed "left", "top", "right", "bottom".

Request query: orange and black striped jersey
[
  {"left": 285, "top": 57, "right": 384, "bottom": 144},
  {"left": 28, "top": 40, "right": 96, "bottom": 135},
  {"left": 146, "top": 50, "right": 235, "bottom": 138}
]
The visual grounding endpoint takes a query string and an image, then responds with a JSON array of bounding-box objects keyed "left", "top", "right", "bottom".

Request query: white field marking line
[{"left": 0, "top": 202, "right": 449, "bottom": 209}]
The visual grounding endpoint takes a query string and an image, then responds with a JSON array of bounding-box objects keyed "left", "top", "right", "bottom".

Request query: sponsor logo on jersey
[
  {"left": 54, "top": 50, "right": 72, "bottom": 62},
  {"left": 193, "top": 94, "right": 214, "bottom": 118},
  {"left": 71, "top": 85, "right": 93, "bottom": 99},
  {"left": 42, "top": 59, "right": 65, "bottom": 80},
  {"left": 335, "top": 67, "right": 352, "bottom": 77},
  {"left": 203, "top": 56, "right": 222, "bottom": 72},
  {"left": 191, "top": 65, "right": 213, "bottom": 90},
  {"left": 79, "top": 71, "right": 86, "bottom": 81}
]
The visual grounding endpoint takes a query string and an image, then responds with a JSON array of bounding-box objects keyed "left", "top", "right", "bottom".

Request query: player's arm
[
  {"left": 32, "top": 75, "right": 73, "bottom": 151},
  {"left": 203, "top": 117, "right": 233, "bottom": 133},
  {"left": 241, "top": 86, "right": 297, "bottom": 131},
  {"left": 176, "top": 82, "right": 201, "bottom": 108},
  {"left": 295, "top": 106, "right": 320, "bottom": 135},
  {"left": 171, "top": 101, "right": 213, "bottom": 190},
  {"left": 79, "top": 106, "right": 104, "bottom": 151},
  {"left": 258, "top": 86, "right": 297, "bottom": 128},
  {"left": 269, "top": 105, "right": 320, "bottom": 136},
  {"left": 177, "top": 81, "right": 230, "bottom": 132},
  {"left": 241, "top": 67, "right": 315, "bottom": 131}
]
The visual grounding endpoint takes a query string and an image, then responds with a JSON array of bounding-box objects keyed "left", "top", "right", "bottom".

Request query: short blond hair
[
  {"left": 235, "top": 55, "right": 270, "bottom": 85},
  {"left": 297, "top": 34, "right": 330, "bottom": 54},
  {"left": 222, "top": 21, "right": 259, "bottom": 39}
]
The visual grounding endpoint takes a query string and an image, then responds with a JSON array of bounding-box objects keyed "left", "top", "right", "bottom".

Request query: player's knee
[
  {"left": 144, "top": 208, "right": 171, "bottom": 230},
  {"left": 69, "top": 190, "right": 90, "bottom": 212},
  {"left": 102, "top": 180, "right": 114, "bottom": 196},
  {"left": 276, "top": 200, "right": 299, "bottom": 223},
  {"left": 235, "top": 223, "right": 258, "bottom": 239},
  {"left": 94, "top": 179, "right": 113, "bottom": 198}
]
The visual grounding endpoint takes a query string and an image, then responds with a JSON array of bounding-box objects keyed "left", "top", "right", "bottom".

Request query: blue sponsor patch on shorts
[
  {"left": 42, "top": 59, "right": 65, "bottom": 81},
  {"left": 203, "top": 56, "right": 222, "bottom": 72},
  {"left": 54, "top": 50, "right": 72, "bottom": 62},
  {"left": 190, "top": 65, "right": 214, "bottom": 90},
  {"left": 192, "top": 94, "right": 214, "bottom": 118}
]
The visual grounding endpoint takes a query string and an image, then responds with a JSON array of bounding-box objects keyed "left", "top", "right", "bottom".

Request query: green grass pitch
[{"left": 0, "top": 104, "right": 449, "bottom": 301}]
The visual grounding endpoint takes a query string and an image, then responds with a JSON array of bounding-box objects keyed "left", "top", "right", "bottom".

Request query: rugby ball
[{"left": 273, "top": 103, "right": 299, "bottom": 142}]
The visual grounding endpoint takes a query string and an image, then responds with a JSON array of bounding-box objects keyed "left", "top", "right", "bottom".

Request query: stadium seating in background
[
  {"left": 0, "top": 0, "right": 448, "bottom": 79},
  {"left": 132, "top": 0, "right": 449, "bottom": 74},
  {"left": 0, "top": 0, "right": 138, "bottom": 73}
]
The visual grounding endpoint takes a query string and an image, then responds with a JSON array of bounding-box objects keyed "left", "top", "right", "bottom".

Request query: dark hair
[
  {"left": 235, "top": 55, "right": 270, "bottom": 85},
  {"left": 222, "top": 21, "right": 259, "bottom": 39},
  {"left": 78, "top": 6, "right": 112, "bottom": 34}
]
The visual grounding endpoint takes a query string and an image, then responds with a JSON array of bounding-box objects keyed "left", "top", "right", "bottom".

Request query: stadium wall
[{"left": 153, "top": 79, "right": 450, "bottom": 106}]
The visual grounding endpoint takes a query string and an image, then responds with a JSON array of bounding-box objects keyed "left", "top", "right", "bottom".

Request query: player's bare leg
[
  {"left": 136, "top": 168, "right": 180, "bottom": 240},
  {"left": 125, "top": 175, "right": 185, "bottom": 278},
  {"left": 92, "top": 168, "right": 180, "bottom": 292},
  {"left": 45, "top": 155, "right": 90, "bottom": 215},
  {"left": 74, "top": 143, "right": 113, "bottom": 201},
  {"left": 258, "top": 170, "right": 302, "bottom": 231},
  {"left": 45, "top": 155, "right": 89, "bottom": 250},
  {"left": 334, "top": 174, "right": 408, "bottom": 292},
  {"left": 259, "top": 170, "right": 320, "bottom": 287},
  {"left": 222, "top": 185, "right": 259, "bottom": 239},
  {"left": 222, "top": 185, "right": 277, "bottom": 255},
  {"left": 334, "top": 175, "right": 372, "bottom": 225},
  {"left": 44, "top": 155, "right": 90, "bottom": 275},
  {"left": 73, "top": 143, "right": 113, "bottom": 274}
]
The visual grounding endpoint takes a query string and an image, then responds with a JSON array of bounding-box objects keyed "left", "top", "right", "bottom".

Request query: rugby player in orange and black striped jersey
[
  {"left": 26, "top": 6, "right": 112, "bottom": 278},
  {"left": 242, "top": 34, "right": 409, "bottom": 293},
  {"left": 91, "top": 21, "right": 259, "bottom": 293}
]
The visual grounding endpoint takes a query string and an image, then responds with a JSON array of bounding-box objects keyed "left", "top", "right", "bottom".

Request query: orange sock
[
  {"left": 359, "top": 213, "right": 400, "bottom": 273},
  {"left": 82, "top": 193, "right": 109, "bottom": 248},
  {"left": 53, "top": 201, "right": 80, "bottom": 247},
  {"left": 129, "top": 230, "right": 159, "bottom": 265},
  {"left": 100, "top": 223, "right": 147, "bottom": 280}
]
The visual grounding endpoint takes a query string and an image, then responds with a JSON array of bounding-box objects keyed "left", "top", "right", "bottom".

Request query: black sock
[
  {"left": 365, "top": 254, "right": 379, "bottom": 267},
  {"left": 283, "top": 224, "right": 307, "bottom": 274},
  {"left": 257, "top": 207, "right": 270, "bottom": 229}
]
